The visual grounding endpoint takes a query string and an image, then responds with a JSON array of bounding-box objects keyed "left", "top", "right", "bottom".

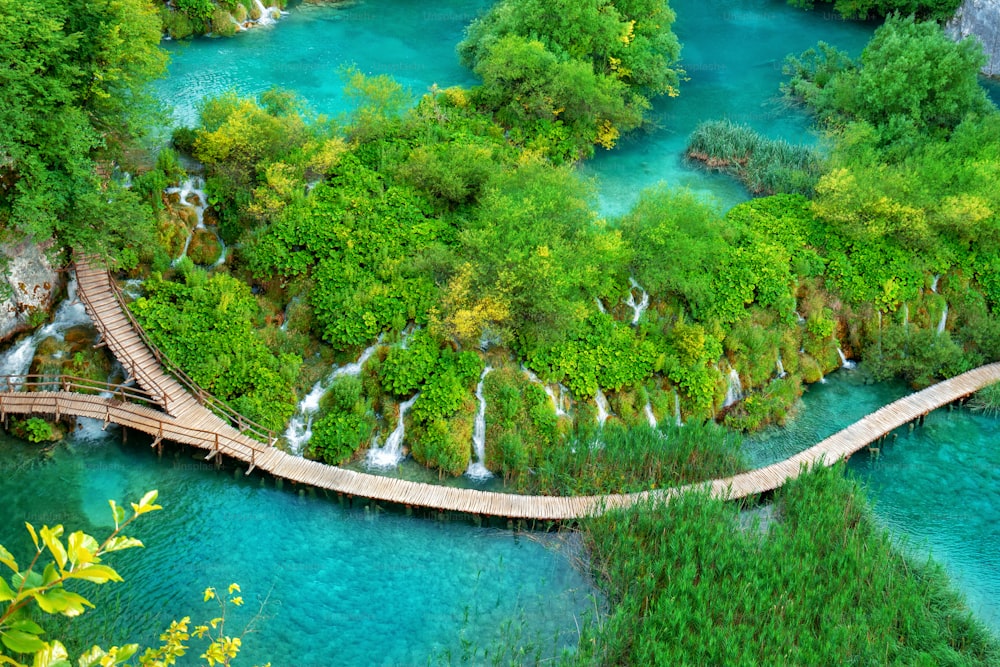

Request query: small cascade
[
  {"left": 903, "top": 303, "right": 909, "bottom": 330},
  {"left": 0, "top": 277, "right": 90, "bottom": 382},
  {"left": 76, "top": 365, "right": 119, "bottom": 443},
  {"left": 795, "top": 311, "right": 806, "bottom": 324},
  {"left": 522, "top": 366, "right": 567, "bottom": 416},
  {"left": 366, "top": 394, "right": 419, "bottom": 468},
  {"left": 624, "top": 278, "right": 650, "bottom": 326},
  {"left": 283, "top": 381, "right": 326, "bottom": 455},
  {"left": 723, "top": 367, "right": 743, "bottom": 408},
  {"left": 931, "top": 274, "right": 941, "bottom": 293},
  {"left": 329, "top": 339, "right": 381, "bottom": 379},
  {"left": 776, "top": 355, "right": 786, "bottom": 378},
  {"left": 643, "top": 399, "right": 657, "bottom": 428},
  {"left": 253, "top": 0, "right": 280, "bottom": 25},
  {"left": 837, "top": 348, "right": 856, "bottom": 370},
  {"left": 594, "top": 388, "right": 610, "bottom": 427},
  {"left": 938, "top": 303, "right": 948, "bottom": 335},
  {"left": 283, "top": 339, "right": 382, "bottom": 455},
  {"left": 594, "top": 297, "right": 607, "bottom": 314},
  {"left": 165, "top": 178, "right": 206, "bottom": 266},
  {"left": 465, "top": 367, "right": 493, "bottom": 479},
  {"left": 673, "top": 390, "right": 683, "bottom": 426}
]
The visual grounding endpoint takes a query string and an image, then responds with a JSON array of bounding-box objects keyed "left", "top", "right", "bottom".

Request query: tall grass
[
  {"left": 575, "top": 465, "right": 999, "bottom": 665},
  {"left": 687, "top": 119, "right": 823, "bottom": 195},
  {"left": 969, "top": 381, "right": 1000, "bottom": 417},
  {"left": 527, "top": 420, "right": 746, "bottom": 496}
]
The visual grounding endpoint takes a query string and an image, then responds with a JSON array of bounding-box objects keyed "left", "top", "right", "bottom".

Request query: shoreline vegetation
[{"left": 2, "top": 0, "right": 1000, "bottom": 663}]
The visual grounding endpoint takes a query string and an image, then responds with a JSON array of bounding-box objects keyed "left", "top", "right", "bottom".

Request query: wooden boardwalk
[{"left": 0, "top": 258, "right": 997, "bottom": 520}]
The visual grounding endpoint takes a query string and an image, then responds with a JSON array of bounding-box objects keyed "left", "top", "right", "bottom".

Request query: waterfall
[
  {"left": 75, "top": 364, "right": 120, "bottom": 443},
  {"left": 253, "top": 0, "right": 281, "bottom": 25},
  {"left": 903, "top": 303, "right": 909, "bottom": 329},
  {"left": 0, "top": 277, "right": 90, "bottom": 383},
  {"left": 795, "top": 311, "right": 806, "bottom": 324},
  {"left": 938, "top": 303, "right": 948, "bottom": 335},
  {"left": 674, "top": 390, "right": 682, "bottom": 426},
  {"left": 837, "top": 348, "right": 856, "bottom": 370},
  {"left": 283, "top": 339, "right": 382, "bottom": 455},
  {"left": 776, "top": 354, "right": 786, "bottom": 378},
  {"left": 366, "top": 393, "right": 419, "bottom": 468},
  {"left": 594, "top": 297, "right": 607, "bottom": 314},
  {"left": 522, "top": 366, "right": 567, "bottom": 416},
  {"left": 465, "top": 367, "right": 493, "bottom": 479},
  {"left": 931, "top": 274, "right": 940, "bottom": 293},
  {"left": 594, "top": 388, "right": 610, "bottom": 426},
  {"left": 723, "top": 367, "right": 743, "bottom": 408},
  {"left": 165, "top": 177, "right": 228, "bottom": 267},
  {"left": 643, "top": 399, "right": 657, "bottom": 428},
  {"left": 624, "top": 278, "right": 650, "bottom": 326}
]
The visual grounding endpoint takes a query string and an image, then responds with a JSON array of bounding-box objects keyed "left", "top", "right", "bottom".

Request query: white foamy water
[
  {"left": 837, "top": 347, "right": 856, "bottom": 370},
  {"left": 284, "top": 339, "right": 382, "bottom": 455},
  {"left": 595, "top": 388, "right": 610, "bottom": 427},
  {"left": 465, "top": 366, "right": 493, "bottom": 479},
  {"left": 624, "top": 278, "right": 650, "bottom": 325},
  {"left": 723, "top": 367, "right": 743, "bottom": 408},
  {"left": 366, "top": 393, "right": 419, "bottom": 469},
  {"left": 643, "top": 399, "right": 657, "bottom": 428},
  {"left": 0, "top": 277, "right": 90, "bottom": 383}
]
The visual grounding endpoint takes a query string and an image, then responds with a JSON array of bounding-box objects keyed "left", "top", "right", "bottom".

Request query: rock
[
  {"left": 0, "top": 241, "right": 62, "bottom": 345},
  {"left": 947, "top": 0, "right": 1000, "bottom": 77},
  {"left": 188, "top": 228, "right": 222, "bottom": 266}
]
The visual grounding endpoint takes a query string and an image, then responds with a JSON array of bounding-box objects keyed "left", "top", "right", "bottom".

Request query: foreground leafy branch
[{"left": 0, "top": 491, "right": 269, "bottom": 667}]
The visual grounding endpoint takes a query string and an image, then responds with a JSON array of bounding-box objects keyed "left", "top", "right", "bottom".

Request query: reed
[
  {"left": 575, "top": 465, "right": 999, "bottom": 665},
  {"left": 687, "top": 119, "right": 823, "bottom": 195}
]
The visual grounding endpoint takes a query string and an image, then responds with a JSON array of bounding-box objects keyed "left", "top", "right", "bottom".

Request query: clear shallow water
[
  {"left": 0, "top": 431, "right": 592, "bottom": 665},
  {"left": 581, "top": 0, "right": 877, "bottom": 215},
  {"left": 748, "top": 368, "right": 1000, "bottom": 635},
  {"left": 157, "top": 0, "right": 492, "bottom": 126}
]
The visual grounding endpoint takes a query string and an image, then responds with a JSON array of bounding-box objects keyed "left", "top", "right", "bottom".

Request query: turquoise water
[
  {"left": 749, "top": 368, "right": 1000, "bottom": 635},
  {"left": 0, "top": 429, "right": 592, "bottom": 664},
  {"left": 581, "top": 0, "right": 877, "bottom": 215},
  {"left": 154, "top": 0, "right": 875, "bottom": 213},
  {"left": 157, "top": 0, "right": 492, "bottom": 126}
]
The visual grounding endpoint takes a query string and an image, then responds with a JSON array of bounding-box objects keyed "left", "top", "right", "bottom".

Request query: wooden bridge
[{"left": 1, "top": 257, "right": 998, "bottom": 520}]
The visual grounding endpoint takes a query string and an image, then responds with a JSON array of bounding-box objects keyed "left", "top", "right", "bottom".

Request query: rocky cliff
[
  {"left": 947, "top": 0, "right": 1000, "bottom": 77},
  {"left": 0, "top": 242, "right": 61, "bottom": 344}
]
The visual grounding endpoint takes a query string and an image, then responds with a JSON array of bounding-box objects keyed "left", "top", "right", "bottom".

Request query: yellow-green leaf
[
  {"left": 1, "top": 629, "right": 45, "bottom": 654},
  {"left": 30, "top": 639, "right": 69, "bottom": 667},
  {"left": 0, "top": 545, "right": 17, "bottom": 573},
  {"left": 38, "top": 527, "right": 67, "bottom": 572},
  {"left": 32, "top": 588, "right": 93, "bottom": 617},
  {"left": 0, "top": 576, "right": 15, "bottom": 602},
  {"left": 66, "top": 565, "right": 122, "bottom": 585},
  {"left": 102, "top": 536, "right": 143, "bottom": 554},
  {"left": 131, "top": 490, "right": 162, "bottom": 516},
  {"left": 107, "top": 500, "right": 126, "bottom": 529},
  {"left": 24, "top": 523, "right": 38, "bottom": 551},
  {"left": 66, "top": 531, "right": 98, "bottom": 567},
  {"left": 76, "top": 646, "right": 107, "bottom": 667}
]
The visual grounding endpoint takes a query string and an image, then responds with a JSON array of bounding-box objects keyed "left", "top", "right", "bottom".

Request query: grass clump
[
  {"left": 687, "top": 119, "right": 823, "bottom": 195},
  {"left": 577, "top": 465, "right": 999, "bottom": 665},
  {"left": 969, "top": 381, "right": 1000, "bottom": 417}
]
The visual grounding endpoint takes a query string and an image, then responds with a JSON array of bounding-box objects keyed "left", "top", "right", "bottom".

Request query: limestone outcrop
[
  {"left": 0, "top": 241, "right": 62, "bottom": 344},
  {"left": 947, "top": 0, "right": 1000, "bottom": 77}
]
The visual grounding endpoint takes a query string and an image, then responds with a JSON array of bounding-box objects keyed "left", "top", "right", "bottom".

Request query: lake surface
[
  {"left": 155, "top": 0, "right": 877, "bottom": 214},
  {"left": 748, "top": 368, "right": 1000, "bottom": 634},
  {"left": 0, "top": 427, "right": 592, "bottom": 664}
]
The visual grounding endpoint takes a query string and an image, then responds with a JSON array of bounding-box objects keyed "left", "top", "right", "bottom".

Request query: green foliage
[
  {"left": 525, "top": 313, "right": 656, "bottom": 397},
  {"left": 866, "top": 325, "right": 968, "bottom": 387},
  {"left": 788, "top": 0, "right": 962, "bottom": 21},
  {"left": 458, "top": 0, "right": 682, "bottom": 160},
  {"left": 246, "top": 155, "right": 441, "bottom": 348},
  {"left": 308, "top": 377, "right": 375, "bottom": 465},
  {"left": 22, "top": 417, "right": 55, "bottom": 444},
  {"left": 129, "top": 269, "right": 298, "bottom": 431},
  {"left": 785, "top": 17, "right": 991, "bottom": 146},
  {"left": 969, "top": 381, "right": 1000, "bottom": 417},
  {"left": 578, "top": 466, "right": 999, "bottom": 665},
  {"left": 0, "top": 0, "right": 165, "bottom": 263},
  {"left": 380, "top": 329, "right": 441, "bottom": 397}
]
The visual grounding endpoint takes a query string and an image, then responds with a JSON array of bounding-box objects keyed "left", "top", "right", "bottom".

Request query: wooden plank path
[{"left": 1, "top": 258, "right": 997, "bottom": 520}]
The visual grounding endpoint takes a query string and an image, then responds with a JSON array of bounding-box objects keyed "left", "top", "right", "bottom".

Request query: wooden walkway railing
[{"left": 1, "top": 257, "right": 996, "bottom": 519}]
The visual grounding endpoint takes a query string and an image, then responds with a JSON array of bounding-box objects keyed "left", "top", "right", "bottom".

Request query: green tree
[{"left": 0, "top": 0, "right": 166, "bottom": 263}]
